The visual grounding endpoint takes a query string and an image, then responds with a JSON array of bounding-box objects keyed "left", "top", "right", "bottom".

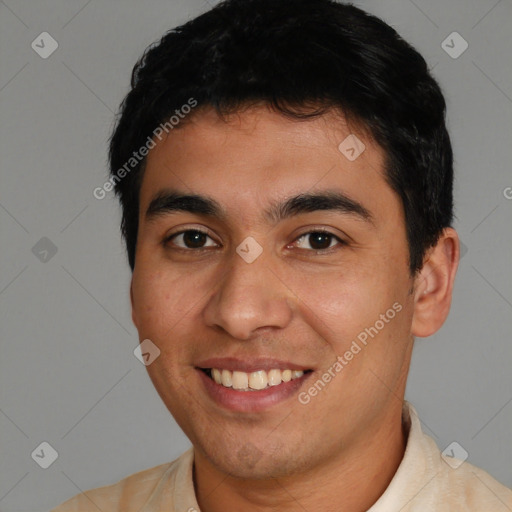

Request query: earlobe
[{"left": 411, "top": 228, "right": 460, "bottom": 338}]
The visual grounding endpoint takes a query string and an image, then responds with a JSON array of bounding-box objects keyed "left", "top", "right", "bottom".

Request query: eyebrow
[{"left": 145, "top": 189, "right": 374, "bottom": 225}]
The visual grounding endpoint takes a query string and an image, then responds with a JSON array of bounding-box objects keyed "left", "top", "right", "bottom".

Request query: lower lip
[{"left": 197, "top": 369, "right": 311, "bottom": 413}]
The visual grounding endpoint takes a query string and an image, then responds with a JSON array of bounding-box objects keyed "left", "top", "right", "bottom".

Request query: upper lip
[{"left": 196, "top": 357, "right": 312, "bottom": 373}]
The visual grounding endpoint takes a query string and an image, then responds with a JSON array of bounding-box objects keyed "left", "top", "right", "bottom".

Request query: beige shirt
[{"left": 52, "top": 401, "right": 512, "bottom": 511}]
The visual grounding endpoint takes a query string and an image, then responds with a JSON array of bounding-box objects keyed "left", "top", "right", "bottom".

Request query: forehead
[{"left": 139, "top": 106, "right": 395, "bottom": 226}]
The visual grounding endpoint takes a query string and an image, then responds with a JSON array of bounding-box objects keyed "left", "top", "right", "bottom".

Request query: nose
[{"left": 202, "top": 251, "right": 294, "bottom": 340}]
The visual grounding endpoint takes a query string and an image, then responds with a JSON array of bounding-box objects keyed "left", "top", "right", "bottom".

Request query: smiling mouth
[{"left": 200, "top": 368, "right": 312, "bottom": 391}]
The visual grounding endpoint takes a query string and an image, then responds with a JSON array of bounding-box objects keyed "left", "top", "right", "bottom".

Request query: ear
[
  {"left": 130, "top": 278, "right": 139, "bottom": 329},
  {"left": 411, "top": 228, "right": 459, "bottom": 338}
]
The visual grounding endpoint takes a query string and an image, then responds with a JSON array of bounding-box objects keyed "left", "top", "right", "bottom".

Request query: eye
[
  {"left": 164, "top": 228, "right": 345, "bottom": 252},
  {"left": 164, "top": 229, "right": 218, "bottom": 250},
  {"left": 292, "top": 230, "right": 345, "bottom": 251}
]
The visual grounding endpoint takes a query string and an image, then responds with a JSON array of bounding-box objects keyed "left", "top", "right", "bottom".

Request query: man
[{"left": 53, "top": 0, "right": 512, "bottom": 510}]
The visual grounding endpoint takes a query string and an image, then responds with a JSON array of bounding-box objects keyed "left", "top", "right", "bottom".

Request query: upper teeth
[{"left": 210, "top": 368, "right": 305, "bottom": 390}]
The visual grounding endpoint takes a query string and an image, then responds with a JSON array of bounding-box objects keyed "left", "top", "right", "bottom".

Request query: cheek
[
  {"left": 132, "top": 266, "right": 201, "bottom": 336},
  {"left": 286, "top": 260, "right": 409, "bottom": 357},
  {"left": 289, "top": 267, "right": 384, "bottom": 326}
]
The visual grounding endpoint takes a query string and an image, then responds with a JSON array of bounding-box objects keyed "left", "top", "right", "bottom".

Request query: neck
[{"left": 194, "top": 402, "right": 407, "bottom": 512}]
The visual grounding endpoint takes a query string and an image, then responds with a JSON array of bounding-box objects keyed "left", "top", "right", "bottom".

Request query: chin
[{"left": 200, "top": 437, "right": 313, "bottom": 480}]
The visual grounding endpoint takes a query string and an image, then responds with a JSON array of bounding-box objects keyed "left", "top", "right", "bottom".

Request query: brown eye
[
  {"left": 294, "top": 231, "right": 344, "bottom": 251},
  {"left": 166, "top": 230, "right": 217, "bottom": 249}
]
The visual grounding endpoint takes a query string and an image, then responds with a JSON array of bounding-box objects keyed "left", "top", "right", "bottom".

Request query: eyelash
[{"left": 163, "top": 228, "right": 346, "bottom": 253}]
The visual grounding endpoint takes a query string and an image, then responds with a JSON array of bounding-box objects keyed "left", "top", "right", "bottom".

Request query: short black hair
[{"left": 109, "top": 0, "right": 453, "bottom": 274}]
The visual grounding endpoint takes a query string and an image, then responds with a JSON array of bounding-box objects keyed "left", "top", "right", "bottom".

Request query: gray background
[{"left": 0, "top": 0, "right": 511, "bottom": 510}]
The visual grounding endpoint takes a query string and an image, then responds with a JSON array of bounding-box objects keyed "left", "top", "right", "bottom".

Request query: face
[{"left": 130, "top": 106, "right": 417, "bottom": 479}]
